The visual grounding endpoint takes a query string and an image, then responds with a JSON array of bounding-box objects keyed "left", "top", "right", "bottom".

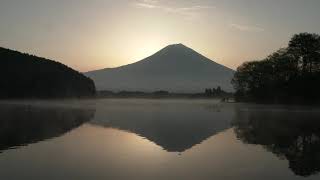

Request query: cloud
[
  {"left": 229, "top": 23, "right": 265, "bottom": 32},
  {"left": 135, "top": 3, "right": 157, "bottom": 8},
  {"left": 134, "top": 0, "right": 215, "bottom": 17},
  {"left": 135, "top": 0, "right": 158, "bottom": 8},
  {"left": 177, "top": 5, "right": 215, "bottom": 11},
  {"left": 141, "top": 0, "right": 158, "bottom": 3},
  {"left": 163, "top": 5, "right": 215, "bottom": 15}
]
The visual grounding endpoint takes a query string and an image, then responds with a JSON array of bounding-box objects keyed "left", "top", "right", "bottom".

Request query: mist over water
[{"left": 0, "top": 99, "right": 320, "bottom": 180}]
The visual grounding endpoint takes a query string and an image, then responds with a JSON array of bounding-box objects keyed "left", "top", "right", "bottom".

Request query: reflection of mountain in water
[
  {"left": 233, "top": 109, "right": 320, "bottom": 177},
  {"left": 0, "top": 105, "right": 95, "bottom": 153},
  {"left": 91, "top": 103, "right": 233, "bottom": 152}
]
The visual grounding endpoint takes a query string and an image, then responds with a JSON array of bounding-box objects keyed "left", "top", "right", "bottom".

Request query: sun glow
[{"left": 2, "top": 1, "right": 320, "bottom": 72}]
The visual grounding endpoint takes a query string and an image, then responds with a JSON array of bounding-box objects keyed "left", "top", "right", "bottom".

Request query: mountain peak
[
  {"left": 164, "top": 43, "right": 188, "bottom": 49},
  {"left": 156, "top": 43, "right": 194, "bottom": 56}
]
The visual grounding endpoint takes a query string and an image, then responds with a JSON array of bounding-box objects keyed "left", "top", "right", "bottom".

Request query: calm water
[{"left": 1, "top": 99, "right": 320, "bottom": 180}]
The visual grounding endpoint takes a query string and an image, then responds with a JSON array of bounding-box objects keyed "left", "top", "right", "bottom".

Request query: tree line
[
  {"left": 232, "top": 33, "right": 320, "bottom": 104},
  {"left": 205, "top": 86, "right": 229, "bottom": 97}
]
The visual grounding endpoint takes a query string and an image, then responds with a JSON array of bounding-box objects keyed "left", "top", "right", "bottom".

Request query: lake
[{"left": 0, "top": 99, "right": 320, "bottom": 180}]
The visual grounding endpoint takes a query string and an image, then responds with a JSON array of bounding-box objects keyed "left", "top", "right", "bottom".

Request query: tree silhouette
[
  {"left": 232, "top": 33, "right": 320, "bottom": 104},
  {"left": 204, "top": 86, "right": 228, "bottom": 97},
  {"left": 0, "top": 47, "right": 96, "bottom": 98},
  {"left": 288, "top": 33, "right": 320, "bottom": 73}
]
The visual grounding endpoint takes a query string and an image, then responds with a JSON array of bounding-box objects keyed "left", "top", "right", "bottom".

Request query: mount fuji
[{"left": 85, "top": 44, "right": 234, "bottom": 93}]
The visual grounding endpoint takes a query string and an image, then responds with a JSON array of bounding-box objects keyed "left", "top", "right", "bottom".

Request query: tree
[
  {"left": 0, "top": 47, "right": 96, "bottom": 99},
  {"left": 288, "top": 33, "right": 320, "bottom": 73},
  {"left": 216, "top": 86, "right": 222, "bottom": 95},
  {"left": 232, "top": 33, "right": 320, "bottom": 104}
]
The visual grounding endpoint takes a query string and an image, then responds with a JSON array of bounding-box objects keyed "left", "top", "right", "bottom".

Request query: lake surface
[{"left": 1, "top": 99, "right": 320, "bottom": 180}]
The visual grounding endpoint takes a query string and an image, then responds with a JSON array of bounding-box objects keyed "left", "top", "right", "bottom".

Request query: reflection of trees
[
  {"left": 0, "top": 105, "right": 95, "bottom": 152},
  {"left": 233, "top": 109, "right": 320, "bottom": 177}
]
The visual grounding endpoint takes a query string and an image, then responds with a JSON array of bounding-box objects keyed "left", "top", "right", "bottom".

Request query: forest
[
  {"left": 0, "top": 47, "right": 96, "bottom": 99},
  {"left": 232, "top": 33, "right": 320, "bottom": 104}
]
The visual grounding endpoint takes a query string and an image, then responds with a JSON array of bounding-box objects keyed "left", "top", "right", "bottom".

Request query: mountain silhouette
[
  {"left": 86, "top": 44, "right": 234, "bottom": 93},
  {"left": 0, "top": 47, "right": 96, "bottom": 98}
]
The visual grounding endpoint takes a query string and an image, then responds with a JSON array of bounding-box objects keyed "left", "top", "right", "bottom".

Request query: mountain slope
[
  {"left": 0, "top": 47, "right": 96, "bottom": 98},
  {"left": 86, "top": 44, "right": 234, "bottom": 93}
]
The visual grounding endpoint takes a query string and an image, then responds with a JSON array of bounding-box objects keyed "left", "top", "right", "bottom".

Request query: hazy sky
[{"left": 1, "top": 0, "right": 320, "bottom": 72}]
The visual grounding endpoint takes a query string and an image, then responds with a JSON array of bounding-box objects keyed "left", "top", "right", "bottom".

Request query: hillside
[
  {"left": 86, "top": 44, "right": 235, "bottom": 93},
  {"left": 0, "top": 47, "right": 96, "bottom": 98}
]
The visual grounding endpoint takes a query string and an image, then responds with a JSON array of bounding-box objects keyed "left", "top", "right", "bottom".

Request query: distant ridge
[{"left": 86, "top": 44, "right": 235, "bottom": 93}]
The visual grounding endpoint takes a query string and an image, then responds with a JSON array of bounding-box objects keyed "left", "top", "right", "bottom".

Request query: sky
[{"left": 1, "top": 0, "right": 320, "bottom": 72}]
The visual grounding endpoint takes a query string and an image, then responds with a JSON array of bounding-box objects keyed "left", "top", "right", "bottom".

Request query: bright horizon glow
[{"left": 1, "top": 0, "right": 320, "bottom": 72}]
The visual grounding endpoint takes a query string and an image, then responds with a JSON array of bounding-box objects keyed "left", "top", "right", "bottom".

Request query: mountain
[
  {"left": 86, "top": 44, "right": 235, "bottom": 93},
  {"left": 0, "top": 47, "right": 96, "bottom": 98}
]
